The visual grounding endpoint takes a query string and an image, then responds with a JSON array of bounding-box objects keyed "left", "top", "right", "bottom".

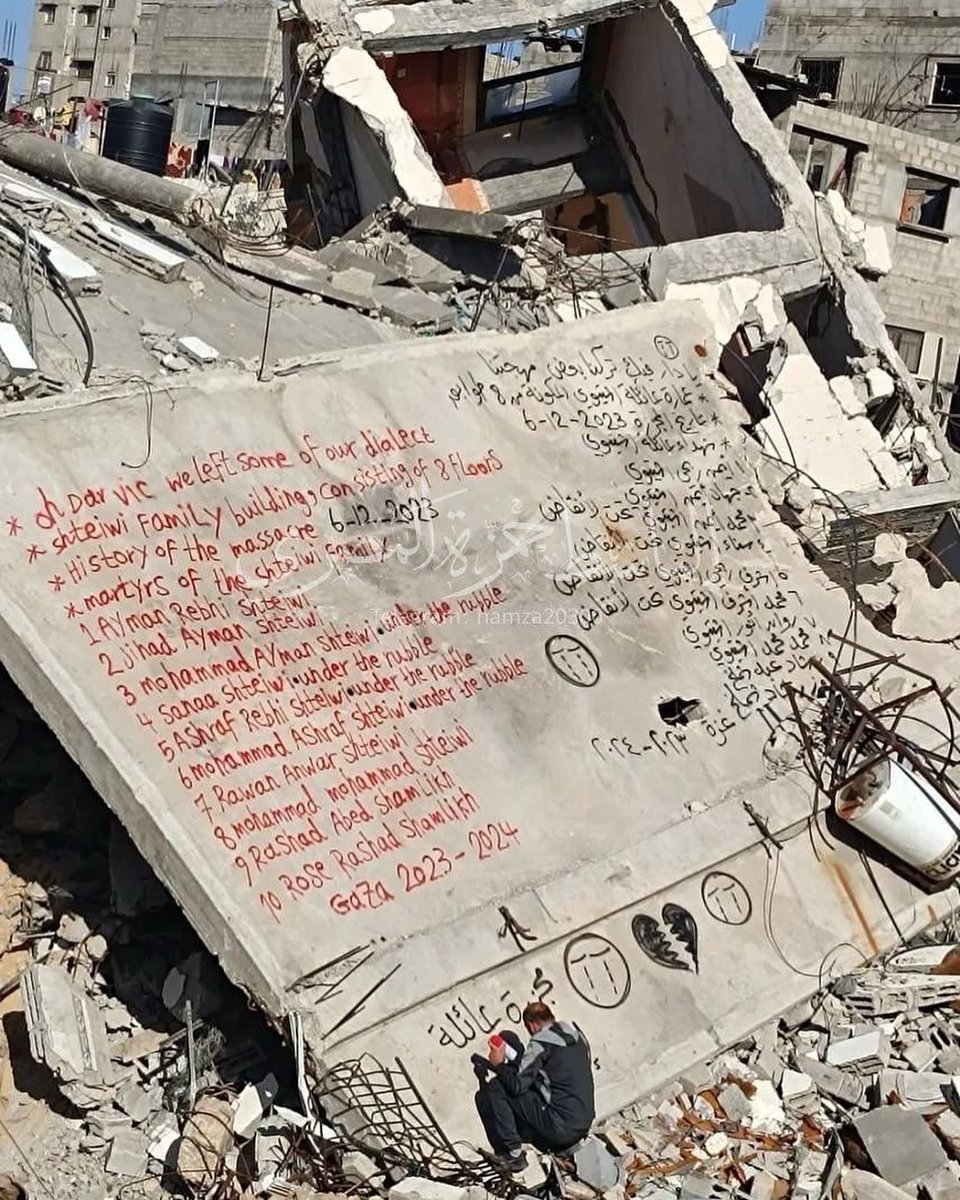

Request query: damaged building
[{"left": 3, "top": 0, "right": 960, "bottom": 1196}]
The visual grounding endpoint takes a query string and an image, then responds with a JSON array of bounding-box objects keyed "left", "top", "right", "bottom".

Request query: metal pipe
[{"left": 0, "top": 125, "right": 206, "bottom": 225}]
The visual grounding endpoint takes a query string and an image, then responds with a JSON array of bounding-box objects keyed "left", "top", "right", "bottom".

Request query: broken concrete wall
[
  {"left": 603, "top": 6, "right": 783, "bottom": 241},
  {"left": 788, "top": 100, "right": 960, "bottom": 395},
  {"left": 0, "top": 301, "right": 956, "bottom": 1145}
]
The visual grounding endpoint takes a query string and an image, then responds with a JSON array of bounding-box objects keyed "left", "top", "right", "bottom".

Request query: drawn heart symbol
[{"left": 631, "top": 903, "right": 699, "bottom": 974}]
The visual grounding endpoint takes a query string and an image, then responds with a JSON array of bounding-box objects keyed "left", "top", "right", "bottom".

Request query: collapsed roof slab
[
  {"left": 0, "top": 303, "right": 953, "bottom": 1144},
  {"left": 336, "top": 0, "right": 653, "bottom": 53}
]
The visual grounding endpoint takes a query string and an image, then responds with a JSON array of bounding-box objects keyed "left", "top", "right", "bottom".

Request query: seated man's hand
[{"left": 471, "top": 1053, "right": 490, "bottom": 1080}]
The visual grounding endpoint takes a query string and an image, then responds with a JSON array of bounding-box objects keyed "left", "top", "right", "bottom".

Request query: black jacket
[{"left": 494, "top": 1022, "right": 595, "bottom": 1134}]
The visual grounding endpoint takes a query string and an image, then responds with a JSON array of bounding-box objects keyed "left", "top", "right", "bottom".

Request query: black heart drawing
[{"left": 632, "top": 903, "right": 699, "bottom": 974}]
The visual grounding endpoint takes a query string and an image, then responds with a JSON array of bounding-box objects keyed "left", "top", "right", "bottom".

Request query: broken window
[
  {"left": 788, "top": 129, "right": 859, "bottom": 200},
  {"left": 887, "top": 325, "right": 924, "bottom": 374},
  {"left": 932, "top": 61, "right": 960, "bottom": 107},
  {"left": 480, "top": 27, "right": 584, "bottom": 126},
  {"left": 40, "top": 4, "right": 57, "bottom": 23},
  {"left": 900, "top": 172, "right": 952, "bottom": 231},
  {"left": 104, "top": 70, "right": 116, "bottom": 87},
  {"left": 79, "top": 5, "right": 97, "bottom": 25},
  {"left": 101, "top": 23, "right": 111, "bottom": 37},
  {"left": 37, "top": 50, "right": 52, "bottom": 70},
  {"left": 798, "top": 57, "right": 842, "bottom": 100},
  {"left": 72, "top": 58, "right": 94, "bottom": 82}
]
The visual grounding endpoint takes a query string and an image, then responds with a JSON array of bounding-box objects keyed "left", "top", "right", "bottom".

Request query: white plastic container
[{"left": 836, "top": 755, "right": 960, "bottom": 883}]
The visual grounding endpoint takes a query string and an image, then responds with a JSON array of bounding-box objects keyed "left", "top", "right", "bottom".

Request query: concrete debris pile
[
  {"left": 0, "top": 669, "right": 324, "bottom": 1196},
  {"left": 589, "top": 936, "right": 960, "bottom": 1200},
  {"left": 238, "top": 200, "right": 620, "bottom": 335},
  {"left": 139, "top": 322, "right": 222, "bottom": 374}
]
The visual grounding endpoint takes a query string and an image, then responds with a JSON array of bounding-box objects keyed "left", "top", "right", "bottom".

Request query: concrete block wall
[
  {"left": 790, "top": 100, "right": 960, "bottom": 385},
  {"left": 759, "top": 2, "right": 960, "bottom": 144},
  {"left": 132, "top": 0, "right": 281, "bottom": 132},
  {"left": 134, "top": 0, "right": 280, "bottom": 81}
]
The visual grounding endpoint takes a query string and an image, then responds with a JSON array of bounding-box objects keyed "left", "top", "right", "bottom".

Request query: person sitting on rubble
[{"left": 471, "top": 1001, "right": 595, "bottom": 1173}]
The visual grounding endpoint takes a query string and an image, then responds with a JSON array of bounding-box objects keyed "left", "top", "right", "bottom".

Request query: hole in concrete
[
  {"left": 658, "top": 697, "right": 706, "bottom": 726},
  {"left": 720, "top": 332, "right": 773, "bottom": 426},
  {"left": 785, "top": 288, "right": 859, "bottom": 381}
]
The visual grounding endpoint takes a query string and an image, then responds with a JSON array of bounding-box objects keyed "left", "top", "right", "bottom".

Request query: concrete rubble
[
  {"left": 12, "top": 894, "right": 960, "bottom": 1199},
  {"left": 2, "top": 0, "right": 960, "bottom": 1195}
]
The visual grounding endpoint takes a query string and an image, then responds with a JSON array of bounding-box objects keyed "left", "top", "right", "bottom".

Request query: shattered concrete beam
[
  {"left": 397, "top": 203, "right": 513, "bottom": 243},
  {"left": 824, "top": 481, "right": 960, "bottom": 558},
  {"left": 481, "top": 162, "right": 593, "bottom": 215},
  {"left": 341, "top": 0, "right": 653, "bottom": 53},
  {"left": 322, "top": 48, "right": 452, "bottom": 210},
  {"left": 581, "top": 229, "right": 822, "bottom": 301},
  {"left": 0, "top": 128, "right": 206, "bottom": 227},
  {"left": 647, "top": 229, "right": 823, "bottom": 297}
]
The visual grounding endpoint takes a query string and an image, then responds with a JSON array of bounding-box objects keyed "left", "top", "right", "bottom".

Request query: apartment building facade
[
  {"left": 26, "top": 0, "right": 280, "bottom": 140},
  {"left": 27, "top": 0, "right": 138, "bottom": 106},
  {"left": 758, "top": 2, "right": 960, "bottom": 143},
  {"left": 755, "top": 3, "right": 960, "bottom": 443}
]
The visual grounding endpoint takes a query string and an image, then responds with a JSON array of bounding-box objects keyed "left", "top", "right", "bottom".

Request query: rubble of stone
[
  {"left": 7, "top": 656, "right": 960, "bottom": 1200},
  {"left": 588, "top": 927, "right": 960, "bottom": 1200}
]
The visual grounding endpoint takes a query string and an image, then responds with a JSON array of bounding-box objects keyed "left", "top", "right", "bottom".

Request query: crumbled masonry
[{"left": 3, "top": 0, "right": 960, "bottom": 1197}]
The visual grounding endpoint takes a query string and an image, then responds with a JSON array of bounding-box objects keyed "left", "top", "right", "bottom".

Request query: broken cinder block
[{"left": 20, "top": 963, "right": 114, "bottom": 1086}]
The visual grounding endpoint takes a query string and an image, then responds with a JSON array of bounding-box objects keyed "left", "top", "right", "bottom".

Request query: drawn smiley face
[
  {"left": 545, "top": 635, "right": 600, "bottom": 688},
  {"left": 563, "top": 934, "right": 631, "bottom": 1009}
]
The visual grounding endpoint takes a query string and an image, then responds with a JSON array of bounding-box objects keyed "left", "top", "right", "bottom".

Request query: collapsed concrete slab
[{"left": 0, "top": 302, "right": 955, "bottom": 1147}]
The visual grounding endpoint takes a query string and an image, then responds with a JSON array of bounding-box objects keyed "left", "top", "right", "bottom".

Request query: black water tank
[{"left": 101, "top": 98, "right": 173, "bottom": 176}]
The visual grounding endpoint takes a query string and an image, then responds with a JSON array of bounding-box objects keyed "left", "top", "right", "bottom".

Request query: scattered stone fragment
[
  {"left": 145, "top": 1112, "right": 179, "bottom": 1164},
  {"left": 86, "top": 933, "right": 108, "bottom": 959},
  {"left": 842, "top": 1168, "right": 916, "bottom": 1200},
  {"left": 113, "top": 1027, "right": 166, "bottom": 1063},
  {"left": 826, "top": 1029, "right": 890, "bottom": 1072},
  {"left": 57, "top": 911, "right": 91, "bottom": 945},
  {"left": 178, "top": 335, "right": 219, "bottom": 365},
  {"left": 177, "top": 1094, "right": 234, "bottom": 1185},
  {"left": 878, "top": 1069, "right": 952, "bottom": 1113},
  {"left": 116, "top": 1079, "right": 160, "bottom": 1124},
  {"left": 233, "top": 1073, "right": 279, "bottom": 1139},
  {"left": 138, "top": 321, "right": 175, "bottom": 340},
  {"left": 917, "top": 1164, "right": 960, "bottom": 1200},
  {"left": 389, "top": 1179, "right": 471, "bottom": 1200},
  {"left": 704, "top": 1131, "right": 730, "bottom": 1155},
  {"left": 800, "top": 1054, "right": 866, "bottom": 1105},
  {"left": 342, "top": 1149, "right": 380, "bottom": 1183},
  {"left": 105, "top": 1128, "right": 149, "bottom": 1177},
  {"left": 935, "top": 1109, "right": 960, "bottom": 1157},
  {"left": 20, "top": 963, "right": 114, "bottom": 1085},
  {"left": 853, "top": 1106, "right": 948, "bottom": 1188},
  {"left": 573, "top": 1136, "right": 622, "bottom": 1191}
]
